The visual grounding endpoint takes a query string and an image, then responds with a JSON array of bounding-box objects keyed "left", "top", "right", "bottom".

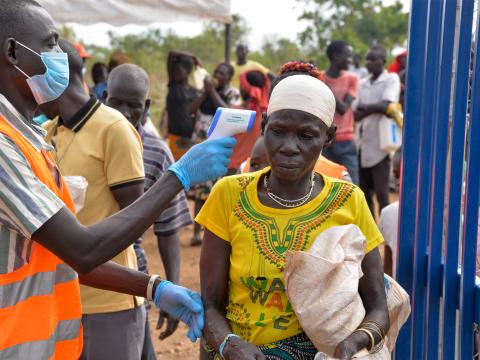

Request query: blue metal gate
[{"left": 396, "top": 0, "right": 480, "bottom": 358}]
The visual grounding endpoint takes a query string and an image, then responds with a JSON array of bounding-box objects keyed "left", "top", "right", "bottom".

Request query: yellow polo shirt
[
  {"left": 231, "top": 60, "right": 270, "bottom": 89},
  {"left": 44, "top": 97, "right": 145, "bottom": 314}
]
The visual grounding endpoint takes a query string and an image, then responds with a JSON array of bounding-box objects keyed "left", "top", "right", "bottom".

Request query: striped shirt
[
  {"left": 134, "top": 125, "right": 193, "bottom": 274},
  {"left": 0, "top": 94, "right": 64, "bottom": 274}
]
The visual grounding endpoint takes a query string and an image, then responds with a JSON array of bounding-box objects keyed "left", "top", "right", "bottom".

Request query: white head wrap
[{"left": 267, "top": 75, "right": 336, "bottom": 127}]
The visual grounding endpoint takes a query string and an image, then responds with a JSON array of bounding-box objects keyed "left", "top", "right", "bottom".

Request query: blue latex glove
[
  {"left": 169, "top": 137, "right": 237, "bottom": 190},
  {"left": 154, "top": 281, "right": 204, "bottom": 342}
]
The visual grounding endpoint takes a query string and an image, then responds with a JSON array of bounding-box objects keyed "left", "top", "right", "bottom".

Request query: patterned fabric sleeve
[{"left": 0, "top": 134, "right": 64, "bottom": 238}]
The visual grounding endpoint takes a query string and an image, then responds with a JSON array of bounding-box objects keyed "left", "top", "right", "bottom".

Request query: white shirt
[
  {"left": 380, "top": 201, "right": 399, "bottom": 279},
  {"left": 358, "top": 71, "right": 401, "bottom": 167},
  {"left": 349, "top": 66, "right": 368, "bottom": 79}
]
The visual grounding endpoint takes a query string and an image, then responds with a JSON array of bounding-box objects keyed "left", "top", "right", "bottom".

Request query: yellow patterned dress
[{"left": 196, "top": 167, "right": 384, "bottom": 347}]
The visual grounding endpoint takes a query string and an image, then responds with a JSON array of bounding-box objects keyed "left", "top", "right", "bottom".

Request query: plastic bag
[
  {"left": 63, "top": 176, "right": 88, "bottom": 213},
  {"left": 385, "top": 103, "right": 403, "bottom": 128}
]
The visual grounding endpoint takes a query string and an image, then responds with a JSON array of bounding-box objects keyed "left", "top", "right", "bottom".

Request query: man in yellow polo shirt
[
  {"left": 231, "top": 43, "right": 275, "bottom": 89},
  {"left": 43, "top": 39, "right": 147, "bottom": 359},
  {"left": 0, "top": 2, "right": 236, "bottom": 358}
]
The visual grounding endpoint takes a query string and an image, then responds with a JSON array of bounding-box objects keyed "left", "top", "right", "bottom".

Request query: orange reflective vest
[
  {"left": 313, "top": 155, "right": 349, "bottom": 180},
  {"left": 242, "top": 155, "right": 349, "bottom": 180},
  {"left": 0, "top": 115, "right": 83, "bottom": 359}
]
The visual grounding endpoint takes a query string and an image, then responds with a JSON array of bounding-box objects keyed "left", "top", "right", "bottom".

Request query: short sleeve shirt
[
  {"left": 44, "top": 99, "right": 145, "bottom": 314},
  {"left": 0, "top": 94, "right": 64, "bottom": 274},
  {"left": 358, "top": 71, "right": 401, "bottom": 167},
  {"left": 141, "top": 127, "right": 193, "bottom": 236},
  {"left": 196, "top": 167, "right": 384, "bottom": 345},
  {"left": 323, "top": 71, "right": 359, "bottom": 142},
  {"left": 379, "top": 201, "right": 399, "bottom": 279},
  {"left": 231, "top": 60, "right": 270, "bottom": 89},
  {"left": 166, "top": 83, "right": 199, "bottom": 138},
  {"left": 134, "top": 126, "right": 193, "bottom": 275}
]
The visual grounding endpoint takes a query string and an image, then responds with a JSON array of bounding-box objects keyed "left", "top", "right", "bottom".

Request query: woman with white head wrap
[{"left": 198, "top": 61, "right": 389, "bottom": 360}]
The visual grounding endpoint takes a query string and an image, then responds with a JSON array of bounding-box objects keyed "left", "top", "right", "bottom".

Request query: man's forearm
[
  {"left": 34, "top": 172, "right": 184, "bottom": 274},
  {"left": 208, "top": 90, "right": 228, "bottom": 109},
  {"left": 335, "top": 93, "right": 355, "bottom": 115},
  {"left": 157, "top": 232, "right": 180, "bottom": 283},
  {"left": 85, "top": 172, "right": 184, "bottom": 269},
  {"left": 79, "top": 261, "right": 161, "bottom": 298},
  {"left": 361, "top": 100, "right": 391, "bottom": 115}
]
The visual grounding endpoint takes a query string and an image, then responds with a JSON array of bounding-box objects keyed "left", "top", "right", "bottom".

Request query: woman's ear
[
  {"left": 261, "top": 112, "right": 268, "bottom": 135},
  {"left": 323, "top": 125, "right": 337, "bottom": 148}
]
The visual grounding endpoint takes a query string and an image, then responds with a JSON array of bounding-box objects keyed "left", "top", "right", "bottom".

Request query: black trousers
[{"left": 359, "top": 155, "right": 391, "bottom": 217}]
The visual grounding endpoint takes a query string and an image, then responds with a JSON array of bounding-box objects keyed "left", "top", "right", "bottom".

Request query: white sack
[
  {"left": 63, "top": 176, "right": 88, "bottom": 213},
  {"left": 285, "top": 224, "right": 410, "bottom": 358}
]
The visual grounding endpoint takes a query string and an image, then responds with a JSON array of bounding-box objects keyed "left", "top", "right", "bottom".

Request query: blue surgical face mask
[{"left": 14, "top": 41, "right": 69, "bottom": 105}]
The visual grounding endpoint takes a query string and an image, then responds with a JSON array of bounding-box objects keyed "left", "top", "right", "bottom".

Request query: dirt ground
[
  {"left": 144, "top": 193, "right": 399, "bottom": 359},
  {"left": 143, "top": 223, "right": 202, "bottom": 359}
]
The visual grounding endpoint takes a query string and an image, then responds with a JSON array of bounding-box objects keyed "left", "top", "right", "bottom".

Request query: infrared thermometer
[{"left": 207, "top": 107, "right": 256, "bottom": 139}]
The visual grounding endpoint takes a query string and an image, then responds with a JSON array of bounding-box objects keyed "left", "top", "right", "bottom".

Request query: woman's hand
[
  {"left": 204, "top": 76, "right": 216, "bottom": 95},
  {"left": 333, "top": 331, "right": 369, "bottom": 360},
  {"left": 223, "top": 337, "right": 266, "bottom": 360}
]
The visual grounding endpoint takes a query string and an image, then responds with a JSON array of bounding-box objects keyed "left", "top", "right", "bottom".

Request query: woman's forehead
[{"left": 268, "top": 109, "right": 326, "bottom": 128}]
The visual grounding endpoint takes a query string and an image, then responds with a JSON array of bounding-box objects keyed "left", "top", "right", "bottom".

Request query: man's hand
[
  {"left": 354, "top": 105, "right": 369, "bottom": 122},
  {"left": 168, "top": 137, "right": 237, "bottom": 190},
  {"left": 223, "top": 337, "right": 266, "bottom": 360},
  {"left": 157, "top": 309, "right": 180, "bottom": 340},
  {"left": 154, "top": 281, "right": 204, "bottom": 342}
]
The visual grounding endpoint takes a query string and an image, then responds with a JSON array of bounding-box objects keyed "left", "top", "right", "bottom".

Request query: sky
[{"left": 72, "top": 0, "right": 410, "bottom": 51}]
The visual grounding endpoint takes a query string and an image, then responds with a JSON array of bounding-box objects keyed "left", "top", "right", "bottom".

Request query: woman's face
[
  {"left": 264, "top": 109, "right": 331, "bottom": 181},
  {"left": 173, "top": 63, "right": 189, "bottom": 83},
  {"left": 213, "top": 65, "right": 230, "bottom": 88}
]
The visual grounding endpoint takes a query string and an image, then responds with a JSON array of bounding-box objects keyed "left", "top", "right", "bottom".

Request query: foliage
[
  {"left": 59, "top": 25, "right": 77, "bottom": 42},
  {"left": 76, "top": 15, "right": 303, "bottom": 122},
  {"left": 69, "top": 4, "right": 408, "bottom": 122},
  {"left": 251, "top": 36, "right": 307, "bottom": 73},
  {"left": 297, "top": 0, "right": 408, "bottom": 67}
]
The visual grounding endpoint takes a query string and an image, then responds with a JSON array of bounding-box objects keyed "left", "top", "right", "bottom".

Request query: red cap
[{"left": 74, "top": 43, "right": 92, "bottom": 59}]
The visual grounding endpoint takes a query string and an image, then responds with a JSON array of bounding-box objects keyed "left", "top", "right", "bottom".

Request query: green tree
[
  {"left": 251, "top": 37, "right": 305, "bottom": 72},
  {"left": 59, "top": 25, "right": 77, "bottom": 42},
  {"left": 297, "top": 0, "right": 408, "bottom": 67}
]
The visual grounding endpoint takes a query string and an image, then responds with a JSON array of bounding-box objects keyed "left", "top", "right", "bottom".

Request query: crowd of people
[{"left": 0, "top": 1, "right": 412, "bottom": 360}]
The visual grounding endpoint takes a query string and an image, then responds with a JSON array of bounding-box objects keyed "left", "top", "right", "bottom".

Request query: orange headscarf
[
  {"left": 229, "top": 72, "right": 271, "bottom": 169},
  {"left": 239, "top": 71, "right": 270, "bottom": 113},
  {"left": 388, "top": 50, "right": 407, "bottom": 74}
]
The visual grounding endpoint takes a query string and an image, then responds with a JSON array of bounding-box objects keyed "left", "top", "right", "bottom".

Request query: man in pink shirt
[{"left": 323, "top": 40, "right": 360, "bottom": 184}]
